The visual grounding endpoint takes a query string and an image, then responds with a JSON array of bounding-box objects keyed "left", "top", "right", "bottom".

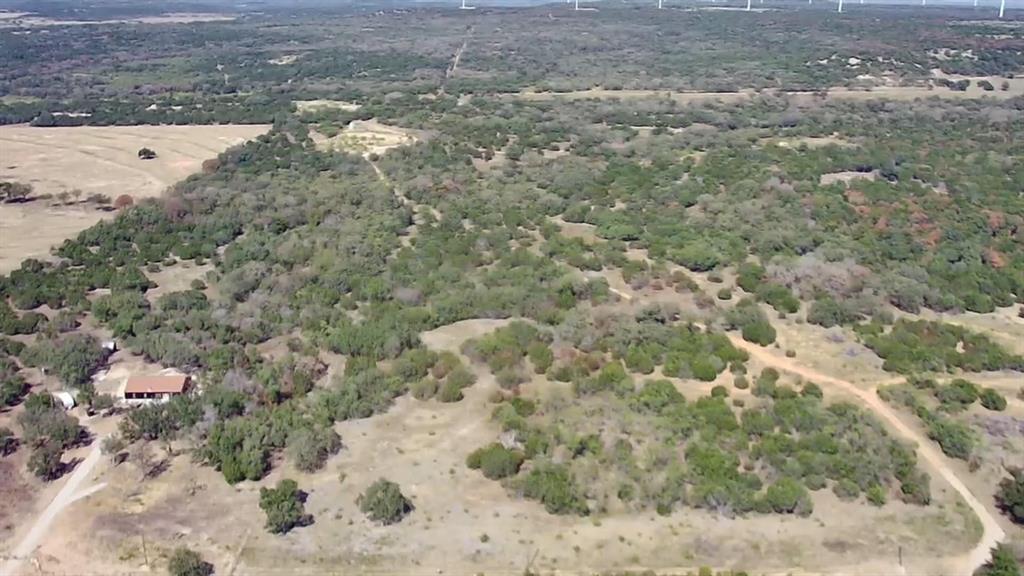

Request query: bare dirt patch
[
  {"left": 772, "top": 135, "right": 853, "bottom": 149},
  {"left": 819, "top": 169, "right": 879, "bottom": 186},
  {"left": 294, "top": 99, "right": 360, "bottom": 113},
  {"left": 311, "top": 119, "right": 422, "bottom": 157},
  {"left": 0, "top": 124, "right": 269, "bottom": 273}
]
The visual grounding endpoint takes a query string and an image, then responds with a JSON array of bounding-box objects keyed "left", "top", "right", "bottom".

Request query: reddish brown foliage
[{"left": 113, "top": 194, "right": 134, "bottom": 209}]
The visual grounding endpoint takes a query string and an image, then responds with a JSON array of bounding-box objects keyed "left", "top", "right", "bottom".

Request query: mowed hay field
[{"left": 0, "top": 124, "right": 269, "bottom": 272}]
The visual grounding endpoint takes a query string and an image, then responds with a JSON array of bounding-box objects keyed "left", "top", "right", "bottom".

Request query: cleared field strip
[{"left": 0, "top": 124, "right": 270, "bottom": 272}]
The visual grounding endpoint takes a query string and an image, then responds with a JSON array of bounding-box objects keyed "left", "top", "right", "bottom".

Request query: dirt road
[
  {"left": 726, "top": 336, "right": 1005, "bottom": 576},
  {"left": 0, "top": 441, "right": 105, "bottom": 576},
  {"left": 604, "top": 279, "right": 1004, "bottom": 575}
]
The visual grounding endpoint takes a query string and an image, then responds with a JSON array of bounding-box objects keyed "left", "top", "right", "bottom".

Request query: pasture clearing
[
  {"left": 0, "top": 124, "right": 269, "bottom": 273},
  {"left": 311, "top": 119, "right": 423, "bottom": 157}
]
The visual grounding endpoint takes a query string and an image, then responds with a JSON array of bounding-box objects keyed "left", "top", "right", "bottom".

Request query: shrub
[
  {"left": 936, "top": 379, "right": 979, "bottom": 411},
  {"left": 995, "top": 468, "right": 1024, "bottom": 525},
  {"left": 866, "top": 484, "right": 887, "bottom": 507},
  {"left": 899, "top": 471, "right": 932, "bottom": 506},
  {"left": 764, "top": 477, "right": 812, "bottom": 515},
  {"left": 741, "top": 321, "right": 776, "bottom": 346},
  {"left": 411, "top": 378, "right": 439, "bottom": 400},
  {"left": 624, "top": 346, "right": 655, "bottom": 375},
  {"left": 437, "top": 379, "right": 465, "bottom": 403},
  {"left": 359, "top": 478, "right": 413, "bottom": 525},
  {"left": 801, "top": 382, "right": 823, "bottom": 399},
  {"left": 979, "top": 388, "right": 1007, "bottom": 412},
  {"left": 286, "top": 426, "right": 341, "bottom": 473},
  {"left": 633, "top": 379, "right": 685, "bottom": 413},
  {"left": 926, "top": 414, "right": 975, "bottom": 460},
  {"left": 0, "top": 426, "right": 15, "bottom": 456},
  {"left": 833, "top": 478, "right": 860, "bottom": 501},
  {"left": 259, "top": 479, "right": 309, "bottom": 534},
  {"left": 807, "top": 297, "right": 861, "bottom": 328},
  {"left": 467, "top": 443, "right": 525, "bottom": 479},
  {"left": 167, "top": 547, "right": 213, "bottom": 576},
  {"left": 527, "top": 341, "right": 554, "bottom": 374},
  {"left": 522, "top": 463, "right": 588, "bottom": 515}
]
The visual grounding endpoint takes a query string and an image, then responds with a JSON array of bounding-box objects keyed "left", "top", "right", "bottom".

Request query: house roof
[{"left": 125, "top": 375, "right": 189, "bottom": 395}]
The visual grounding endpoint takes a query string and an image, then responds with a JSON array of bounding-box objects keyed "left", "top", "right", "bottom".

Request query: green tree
[
  {"left": 358, "top": 478, "right": 413, "bottom": 525},
  {"left": 28, "top": 441, "right": 63, "bottom": 480},
  {"left": 259, "top": 479, "right": 309, "bottom": 534},
  {"left": 976, "top": 544, "right": 1021, "bottom": 576}
]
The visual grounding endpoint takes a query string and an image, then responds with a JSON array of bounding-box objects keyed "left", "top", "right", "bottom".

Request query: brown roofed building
[{"left": 124, "top": 375, "right": 191, "bottom": 401}]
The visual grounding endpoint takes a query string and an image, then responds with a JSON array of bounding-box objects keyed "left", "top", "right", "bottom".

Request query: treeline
[{"left": 0, "top": 95, "right": 289, "bottom": 127}]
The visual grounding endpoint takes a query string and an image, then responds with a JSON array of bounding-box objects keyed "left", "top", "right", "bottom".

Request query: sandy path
[
  {"left": 729, "top": 336, "right": 1006, "bottom": 576},
  {"left": 0, "top": 440, "right": 105, "bottom": 576}
]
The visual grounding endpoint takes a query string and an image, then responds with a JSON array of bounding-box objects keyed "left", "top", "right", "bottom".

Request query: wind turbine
[
  {"left": 459, "top": 0, "right": 475, "bottom": 9},
  {"left": 658, "top": 0, "right": 663, "bottom": 9},
  {"left": 746, "top": 0, "right": 751, "bottom": 10},
  {"left": 999, "top": 0, "right": 1005, "bottom": 17},
  {"left": 837, "top": 0, "right": 843, "bottom": 12}
]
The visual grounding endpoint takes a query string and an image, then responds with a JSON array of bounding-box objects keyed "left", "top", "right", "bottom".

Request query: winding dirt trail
[
  {"left": 1, "top": 441, "right": 106, "bottom": 576},
  {"left": 603, "top": 275, "right": 1004, "bottom": 575},
  {"left": 727, "top": 336, "right": 1005, "bottom": 576}
]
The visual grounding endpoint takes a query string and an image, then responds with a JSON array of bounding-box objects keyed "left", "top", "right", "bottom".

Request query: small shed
[
  {"left": 124, "top": 375, "right": 191, "bottom": 402},
  {"left": 53, "top": 391, "right": 76, "bottom": 410}
]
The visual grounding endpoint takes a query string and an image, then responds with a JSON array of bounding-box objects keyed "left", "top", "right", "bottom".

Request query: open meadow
[{"left": 0, "top": 124, "right": 269, "bottom": 272}]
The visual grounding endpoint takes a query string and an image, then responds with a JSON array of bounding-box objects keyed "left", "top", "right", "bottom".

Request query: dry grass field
[{"left": 0, "top": 124, "right": 269, "bottom": 273}]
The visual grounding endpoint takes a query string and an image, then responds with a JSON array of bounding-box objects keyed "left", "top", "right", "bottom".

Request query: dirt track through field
[
  {"left": 0, "top": 441, "right": 105, "bottom": 576},
  {"left": 725, "top": 337, "right": 1005, "bottom": 576},
  {"left": 604, "top": 279, "right": 1004, "bottom": 575}
]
